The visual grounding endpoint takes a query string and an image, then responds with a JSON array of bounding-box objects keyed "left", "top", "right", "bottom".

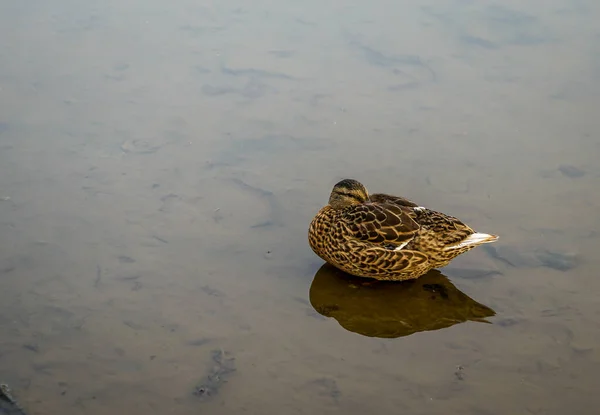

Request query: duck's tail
[{"left": 444, "top": 232, "right": 499, "bottom": 251}]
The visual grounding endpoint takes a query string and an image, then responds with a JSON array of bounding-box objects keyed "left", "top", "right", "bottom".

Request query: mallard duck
[{"left": 308, "top": 179, "right": 498, "bottom": 281}]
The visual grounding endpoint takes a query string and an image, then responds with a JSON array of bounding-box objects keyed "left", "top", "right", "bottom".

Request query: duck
[{"left": 308, "top": 179, "right": 498, "bottom": 281}]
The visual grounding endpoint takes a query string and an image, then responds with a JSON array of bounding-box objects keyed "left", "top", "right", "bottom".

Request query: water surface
[{"left": 1, "top": 1, "right": 599, "bottom": 414}]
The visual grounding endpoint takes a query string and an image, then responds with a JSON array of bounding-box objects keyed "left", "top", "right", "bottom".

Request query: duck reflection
[{"left": 309, "top": 263, "right": 495, "bottom": 338}]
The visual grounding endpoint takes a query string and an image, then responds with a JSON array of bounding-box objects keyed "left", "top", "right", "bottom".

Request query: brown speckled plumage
[{"left": 308, "top": 179, "right": 498, "bottom": 281}]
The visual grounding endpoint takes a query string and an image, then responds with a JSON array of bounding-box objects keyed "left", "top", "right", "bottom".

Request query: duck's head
[{"left": 328, "top": 179, "right": 369, "bottom": 209}]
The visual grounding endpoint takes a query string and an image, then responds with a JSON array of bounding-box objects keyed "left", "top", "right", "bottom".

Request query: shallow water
[{"left": 1, "top": 1, "right": 599, "bottom": 414}]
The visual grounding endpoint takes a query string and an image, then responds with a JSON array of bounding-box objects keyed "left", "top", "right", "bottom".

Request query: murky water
[{"left": 1, "top": 1, "right": 599, "bottom": 414}]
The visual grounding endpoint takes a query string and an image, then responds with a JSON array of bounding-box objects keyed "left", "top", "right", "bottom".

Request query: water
[{"left": 1, "top": 1, "right": 599, "bottom": 414}]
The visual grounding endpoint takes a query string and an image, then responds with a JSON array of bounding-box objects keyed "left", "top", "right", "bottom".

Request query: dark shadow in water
[{"left": 309, "top": 264, "right": 495, "bottom": 339}]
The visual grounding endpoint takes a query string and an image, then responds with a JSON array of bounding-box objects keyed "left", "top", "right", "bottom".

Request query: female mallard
[{"left": 308, "top": 179, "right": 498, "bottom": 281}]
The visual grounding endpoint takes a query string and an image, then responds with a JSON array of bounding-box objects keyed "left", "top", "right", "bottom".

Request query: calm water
[{"left": 1, "top": 1, "right": 599, "bottom": 414}]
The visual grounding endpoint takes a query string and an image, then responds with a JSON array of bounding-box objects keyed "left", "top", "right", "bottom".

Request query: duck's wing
[
  {"left": 356, "top": 244, "right": 429, "bottom": 275},
  {"left": 372, "top": 193, "right": 472, "bottom": 235},
  {"left": 341, "top": 202, "right": 420, "bottom": 248},
  {"left": 408, "top": 207, "right": 474, "bottom": 238},
  {"left": 369, "top": 193, "right": 419, "bottom": 208}
]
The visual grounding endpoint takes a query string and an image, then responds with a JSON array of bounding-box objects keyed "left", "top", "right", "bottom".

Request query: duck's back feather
[{"left": 340, "top": 202, "right": 420, "bottom": 248}]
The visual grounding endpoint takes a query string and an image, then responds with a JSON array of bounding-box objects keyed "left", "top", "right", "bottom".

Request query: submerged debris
[
  {"left": 300, "top": 377, "right": 341, "bottom": 403},
  {"left": 445, "top": 267, "right": 503, "bottom": 279},
  {"left": 1, "top": 384, "right": 27, "bottom": 415},
  {"left": 535, "top": 250, "right": 578, "bottom": 272},
  {"left": 454, "top": 365, "right": 465, "bottom": 381},
  {"left": 229, "top": 178, "right": 284, "bottom": 228},
  {"left": 193, "top": 349, "right": 236, "bottom": 401},
  {"left": 120, "top": 139, "right": 161, "bottom": 154},
  {"left": 482, "top": 245, "right": 538, "bottom": 268},
  {"left": 558, "top": 165, "right": 585, "bottom": 178},
  {"left": 118, "top": 256, "right": 135, "bottom": 264},
  {"left": 483, "top": 245, "right": 578, "bottom": 271}
]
